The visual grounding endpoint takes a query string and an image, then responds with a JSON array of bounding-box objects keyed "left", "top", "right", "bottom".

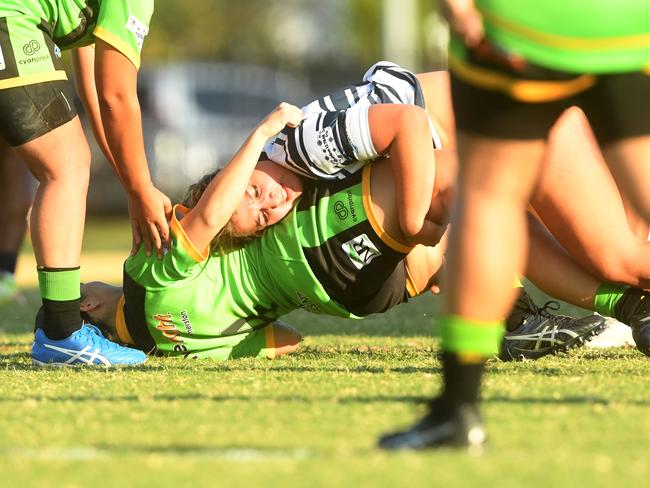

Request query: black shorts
[
  {"left": 0, "top": 80, "right": 77, "bottom": 146},
  {"left": 450, "top": 45, "right": 650, "bottom": 144}
]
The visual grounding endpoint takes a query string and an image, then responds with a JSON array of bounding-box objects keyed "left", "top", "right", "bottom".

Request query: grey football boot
[{"left": 500, "top": 290, "right": 607, "bottom": 361}]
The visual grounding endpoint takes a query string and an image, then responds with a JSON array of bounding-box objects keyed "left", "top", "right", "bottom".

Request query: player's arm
[
  {"left": 440, "top": 0, "right": 484, "bottom": 47},
  {"left": 367, "top": 104, "right": 442, "bottom": 246},
  {"left": 93, "top": 39, "right": 172, "bottom": 256},
  {"left": 72, "top": 45, "right": 120, "bottom": 175},
  {"left": 180, "top": 103, "right": 303, "bottom": 251}
]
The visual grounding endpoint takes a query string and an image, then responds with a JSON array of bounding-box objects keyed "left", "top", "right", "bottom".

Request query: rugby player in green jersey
[
  {"left": 379, "top": 0, "right": 650, "bottom": 450},
  {"left": 76, "top": 61, "right": 634, "bottom": 363},
  {"left": 80, "top": 62, "right": 649, "bottom": 360},
  {"left": 0, "top": 1, "right": 168, "bottom": 365}
]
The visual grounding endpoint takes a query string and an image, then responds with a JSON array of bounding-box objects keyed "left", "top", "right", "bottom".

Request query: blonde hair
[{"left": 181, "top": 170, "right": 261, "bottom": 255}]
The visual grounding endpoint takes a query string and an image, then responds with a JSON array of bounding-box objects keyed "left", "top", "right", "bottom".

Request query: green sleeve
[{"left": 94, "top": 0, "right": 154, "bottom": 68}]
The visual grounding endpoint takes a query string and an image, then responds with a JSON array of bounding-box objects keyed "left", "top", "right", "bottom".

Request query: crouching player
[{"left": 75, "top": 62, "right": 612, "bottom": 363}]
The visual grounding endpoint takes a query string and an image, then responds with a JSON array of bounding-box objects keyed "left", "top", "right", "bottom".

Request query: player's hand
[
  {"left": 256, "top": 102, "right": 304, "bottom": 139},
  {"left": 128, "top": 184, "right": 172, "bottom": 258},
  {"left": 441, "top": 0, "right": 484, "bottom": 47}
]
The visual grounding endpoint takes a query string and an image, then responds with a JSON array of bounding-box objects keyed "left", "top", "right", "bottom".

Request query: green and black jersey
[
  {"left": 265, "top": 166, "right": 413, "bottom": 317},
  {"left": 119, "top": 206, "right": 298, "bottom": 360},
  {"left": 0, "top": 0, "right": 152, "bottom": 89},
  {"left": 120, "top": 165, "right": 414, "bottom": 359}
]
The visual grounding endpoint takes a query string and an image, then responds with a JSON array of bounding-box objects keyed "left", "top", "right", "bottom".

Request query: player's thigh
[
  {"left": 450, "top": 59, "right": 574, "bottom": 197},
  {"left": 14, "top": 116, "right": 90, "bottom": 184},
  {"left": 0, "top": 79, "right": 89, "bottom": 182},
  {"left": 457, "top": 132, "right": 545, "bottom": 202},
  {"left": 603, "top": 135, "right": 650, "bottom": 227},
  {"left": 532, "top": 107, "right": 640, "bottom": 268}
]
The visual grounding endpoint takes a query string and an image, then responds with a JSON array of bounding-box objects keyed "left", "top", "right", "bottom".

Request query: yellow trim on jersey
[
  {"left": 482, "top": 9, "right": 650, "bottom": 51},
  {"left": 115, "top": 294, "right": 137, "bottom": 346},
  {"left": 93, "top": 27, "right": 141, "bottom": 69},
  {"left": 171, "top": 205, "right": 210, "bottom": 263},
  {"left": 448, "top": 54, "right": 596, "bottom": 102},
  {"left": 0, "top": 70, "right": 68, "bottom": 90},
  {"left": 265, "top": 325, "right": 276, "bottom": 359},
  {"left": 361, "top": 165, "right": 414, "bottom": 254},
  {"left": 404, "top": 264, "right": 419, "bottom": 298}
]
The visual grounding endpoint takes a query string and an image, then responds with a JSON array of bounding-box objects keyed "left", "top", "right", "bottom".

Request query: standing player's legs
[
  {"left": 441, "top": 134, "right": 544, "bottom": 394},
  {"left": 380, "top": 133, "right": 546, "bottom": 450},
  {"left": 2, "top": 87, "right": 146, "bottom": 366},
  {"left": 0, "top": 12, "right": 145, "bottom": 365},
  {"left": 0, "top": 79, "right": 88, "bottom": 342},
  {"left": 17, "top": 117, "right": 89, "bottom": 276},
  {"left": 0, "top": 140, "right": 32, "bottom": 303}
]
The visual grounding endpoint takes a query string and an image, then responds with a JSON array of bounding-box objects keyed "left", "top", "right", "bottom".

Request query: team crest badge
[{"left": 342, "top": 234, "right": 382, "bottom": 270}]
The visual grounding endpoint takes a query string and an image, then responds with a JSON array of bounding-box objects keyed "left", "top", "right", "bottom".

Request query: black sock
[
  {"left": 37, "top": 298, "right": 82, "bottom": 340},
  {"left": 439, "top": 352, "right": 486, "bottom": 407},
  {"left": 0, "top": 252, "right": 18, "bottom": 274},
  {"left": 614, "top": 288, "right": 650, "bottom": 325}
]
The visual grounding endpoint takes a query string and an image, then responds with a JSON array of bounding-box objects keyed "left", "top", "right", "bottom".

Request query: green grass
[{"left": 1, "top": 220, "right": 648, "bottom": 487}]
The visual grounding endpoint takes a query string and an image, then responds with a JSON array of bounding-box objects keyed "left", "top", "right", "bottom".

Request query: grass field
[{"left": 1, "top": 219, "right": 649, "bottom": 487}]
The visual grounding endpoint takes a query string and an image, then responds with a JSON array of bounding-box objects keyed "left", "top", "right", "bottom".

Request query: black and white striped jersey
[{"left": 263, "top": 61, "right": 442, "bottom": 180}]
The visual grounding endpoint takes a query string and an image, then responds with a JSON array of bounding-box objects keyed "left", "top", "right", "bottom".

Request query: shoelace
[
  {"left": 79, "top": 323, "right": 123, "bottom": 353},
  {"left": 517, "top": 295, "right": 561, "bottom": 320}
]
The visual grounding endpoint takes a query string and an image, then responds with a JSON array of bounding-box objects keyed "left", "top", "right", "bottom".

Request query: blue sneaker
[{"left": 32, "top": 324, "right": 147, "bottom": 367}]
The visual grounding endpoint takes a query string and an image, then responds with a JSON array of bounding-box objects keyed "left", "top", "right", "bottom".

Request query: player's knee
[{"left": 399, "top": 215, "right": 425, "bottom": 242}]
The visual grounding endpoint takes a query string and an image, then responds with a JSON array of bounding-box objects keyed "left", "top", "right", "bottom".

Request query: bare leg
[
  {"left": 405, "top": 243, "right": 447, "bottom": 295},
  {"left": 367, "top": 104, "right": 443, "bottom": 245},
  {"left": 525, "top": 215, "right": 599, "bottom": 311},
  {"left": 445, "top": 135, "right": 544, "bottom": 319},
  {"left": 603, "top": 135, "right": 650, "bottom": 238},
  {"left": 14, "top": 117, "right": 90, "bottom": 268},
  {"left": 532, "top": 107, "right": 650, "bottom": 287},
  {"left": 0, "top": 140, "right": 33, "bottom": 271}
]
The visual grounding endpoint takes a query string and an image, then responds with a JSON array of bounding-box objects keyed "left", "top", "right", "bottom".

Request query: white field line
[{"left": 4, "top": 446, "right": 312, "bottom": 462}]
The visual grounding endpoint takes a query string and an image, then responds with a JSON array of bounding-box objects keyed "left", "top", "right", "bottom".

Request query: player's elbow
[
  {"left": 396, "top": 105, "right": 430, "bottom": 134},
  {"left": 97, "top": 89, "right": 139, "bottom": 119},
  {"left": 399, "top": 216, "right": 425, "bottom": 242}
]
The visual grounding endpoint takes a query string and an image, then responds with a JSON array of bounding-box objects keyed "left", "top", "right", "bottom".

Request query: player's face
[{"left": 230, "top": 161, "right": 303, "bottom": 236}]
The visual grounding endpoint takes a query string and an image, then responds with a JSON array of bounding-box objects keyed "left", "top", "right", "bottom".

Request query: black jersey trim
[{"left": 122, "top": 269, "right": 157, "bottom": 354}]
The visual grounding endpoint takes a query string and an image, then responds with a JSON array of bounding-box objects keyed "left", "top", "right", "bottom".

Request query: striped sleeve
[{"left": 263, "top": 61, "right": 442, "bottom": 179}]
